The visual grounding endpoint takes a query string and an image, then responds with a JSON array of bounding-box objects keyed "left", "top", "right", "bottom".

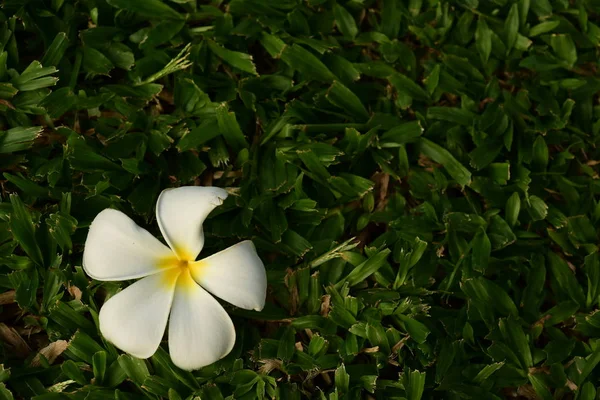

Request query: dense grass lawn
[{"left": 1, "top": 0, "right": 600, "bottom": 399}]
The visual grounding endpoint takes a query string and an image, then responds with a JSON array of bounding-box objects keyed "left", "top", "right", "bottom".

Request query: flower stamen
[{"left": 159, "top": 257, "right": 202, "bottom": 291}]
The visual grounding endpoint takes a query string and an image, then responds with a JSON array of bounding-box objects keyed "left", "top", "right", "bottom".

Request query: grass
[{"left": 1, "top": 0, "right": 600, "bottom": 399}]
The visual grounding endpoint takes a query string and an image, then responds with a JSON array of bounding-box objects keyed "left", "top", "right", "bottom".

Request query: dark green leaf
[
  {"left": 281, "top": 45, "right": 337, "bottom": 82},
  {"left": 326, "top": 81, "right": 369, "bottom": 121},
  {"left": 208, "top": 40, "right": 258, "bottom": 75},
  {"left": 106, "top": 0, "right": 183, "bottom": 19},
  {"left": 9, "top": 195, "right": 43, "bottom": 266},
  {"left": 215, "top": 103, "right": 249, "bottom": 152},
  {"left": 420, "top": 138, "right": 472, "bottom": 186},
  {"left": 0, "top": 127, "right": 41, "bottom": 153},
  {"left": 333, "top": 4, "right": 358, "bottom": 39},
  {"left": 504, "top": 4, "right": 520, "bottom": 53},
  {"left": 389, "top": 73, "right": 430, "bottom": 102},
  {"left": 475, "top": 18, "right": 492, "bottom": 63}
]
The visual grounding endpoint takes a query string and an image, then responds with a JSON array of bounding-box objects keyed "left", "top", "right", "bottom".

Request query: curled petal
[
  {"left": 83, "top": 209, "right": 174, "bottom": 281},
  {"left": 99, "top": 271, "right": 179, "bottom": 359},
  {"left": 191, "top": 241, "right": 267, "bottom": 311},
  {"left": 156, "top": 187, "right": 228, "bottom": 260},
  {"left": 168, "top": 270, "right": 235, "bottom": 370}
]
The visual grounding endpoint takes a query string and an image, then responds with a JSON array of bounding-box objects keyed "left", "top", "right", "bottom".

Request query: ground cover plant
[{"left": 0, "top": 0, "right": 600, "bottom": 399}]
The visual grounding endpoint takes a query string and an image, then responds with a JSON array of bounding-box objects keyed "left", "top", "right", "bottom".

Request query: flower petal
[
  {"left": 191, "top": 241, "right": 267, "bottom": 311},
  {"left": 156, "top": 186, "right": 228, "bottom": 260},
  {"left": 99, "top": 270, "right": 179, "bottom": 359},
  {"left": 168, "top": 270, "right": 235, "bottom": 370},
  {"left": 83, "top": 209, "right": 174, "bottom": 281}
]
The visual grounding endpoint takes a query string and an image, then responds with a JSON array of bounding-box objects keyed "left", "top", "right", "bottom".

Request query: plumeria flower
[{"left": 82, "top": 186, "right": 267, "bottom": 370}]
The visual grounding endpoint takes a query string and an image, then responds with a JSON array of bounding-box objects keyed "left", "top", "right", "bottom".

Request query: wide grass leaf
[
  {"left": 107, "top": 0, "right": 183, "bottom": 19},
  {"left": 420, "top": 138, "right": 471, "bottom": 186}
]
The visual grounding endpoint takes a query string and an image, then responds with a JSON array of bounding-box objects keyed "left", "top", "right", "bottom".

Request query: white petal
[
  {"left": 83, "top": 209, "right": 174, "bottom": 281},
  {"left": 191, "top": 241, "right": 267, "bottom": 311},
  {"left": 168, "top": 270, "right": 235, "bottom": 370},
  {"left": 156, "top": 187, "right": 228, "bottom": 260},
  {"left": 99, "top": 271, "right": 179, "bottom": 359}
]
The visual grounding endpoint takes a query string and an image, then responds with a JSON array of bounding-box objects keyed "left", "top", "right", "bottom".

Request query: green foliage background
[{"left": 0, "top": 0, "right": 600, "bottom": 398}]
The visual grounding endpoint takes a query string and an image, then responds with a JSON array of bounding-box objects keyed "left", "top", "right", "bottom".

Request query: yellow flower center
[{"left": 158, "top": 253, "right": 204, "bottom": 292}]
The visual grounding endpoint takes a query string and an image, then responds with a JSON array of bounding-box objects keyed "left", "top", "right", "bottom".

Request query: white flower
[{"left": 82, "top": 186, "right": 267, "bottom": 370}]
